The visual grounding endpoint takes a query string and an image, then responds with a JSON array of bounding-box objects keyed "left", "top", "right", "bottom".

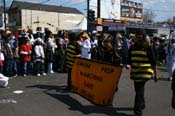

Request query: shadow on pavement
[
  {"left": 158, "top": 78, "right": 170, "bottom": 81},
  {"left": 45, "top": 92, "right": 134, "bottom": 116},
  {"left": 27, "top": 84, "right": 134, "bottom": 116},
  {"left": 26, "top": 84, "right": 67, "bottom": 92},
  {"left": 158, "top": 67, "right": 167, "bottom": 72}
]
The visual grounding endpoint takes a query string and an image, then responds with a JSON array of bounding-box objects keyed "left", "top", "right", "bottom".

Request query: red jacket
[{"left": 20, "top": 43, "right": 31, "bottom": 62}]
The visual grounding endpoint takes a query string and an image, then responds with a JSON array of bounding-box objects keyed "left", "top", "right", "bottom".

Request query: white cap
[{"left": 92, "top": 30, "right": 97, "bottom": 34}]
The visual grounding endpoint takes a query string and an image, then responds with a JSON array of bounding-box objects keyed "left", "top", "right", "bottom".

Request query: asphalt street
[{"left": 0, "top": 66, "right": 175, "bottom": 116}]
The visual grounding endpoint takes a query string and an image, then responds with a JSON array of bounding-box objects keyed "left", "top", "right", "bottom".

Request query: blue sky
[{"left": 3, "top": 0, "right": 175, "bottom": 22}]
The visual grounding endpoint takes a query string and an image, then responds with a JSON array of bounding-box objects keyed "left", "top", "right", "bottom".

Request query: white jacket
[
  {"left": 34, "top": 45, "right": 45, "bottom": 62},
  {"left": 81, "top": 38, "right": 91, "bottom": 59}
]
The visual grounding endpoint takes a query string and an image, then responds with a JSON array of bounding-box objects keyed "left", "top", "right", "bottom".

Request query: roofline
[{"left": 9, "top": 0, "right": 83, "bottom": 14}]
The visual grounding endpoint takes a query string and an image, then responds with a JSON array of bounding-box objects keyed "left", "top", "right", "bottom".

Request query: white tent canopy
[{"left": 66, "top": 17, "right": 87, "bottom": 31}]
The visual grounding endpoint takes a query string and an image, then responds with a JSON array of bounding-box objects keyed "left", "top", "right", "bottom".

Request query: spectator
[
  {"left": 44, "top": 30, "right": 55, "bottom": 74},
  {"left": 20, "top": 35, "right": 32, "bottom": 77},
  {"left": 3, "top": 34, "right": 14, "bottom": 77},
  {"left": 81, "top": 31, "right": 91, "bottom": 59},
  {"left": 166, "top": 38, "right": 175, "bottom": 81},
  {"left": 13, "top": 41, "right": 21, "bottom": 77},
  {"left": 34, "top": 38, "right": 46, "bottom": 76}
]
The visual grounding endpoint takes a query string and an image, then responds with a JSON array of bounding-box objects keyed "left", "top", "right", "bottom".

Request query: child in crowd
[{"left": 20, "top": 36, "right": 32, "bottom": 77}]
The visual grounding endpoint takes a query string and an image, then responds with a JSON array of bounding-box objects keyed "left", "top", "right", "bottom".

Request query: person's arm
[
  {"left": 34, "top": 46, "right": 40, "bottom": 57},
  {"left": 147, "top": 46, "right": 158, "bottom": 82},
  {"left": 20, "top": 45, "right": 28, "bottom": 55},
  {"left": 74, "top": 42, "right": 81, "bottom": 58},
  {"left": 126, "top": 47, "right": 131, "bottom": 70}
]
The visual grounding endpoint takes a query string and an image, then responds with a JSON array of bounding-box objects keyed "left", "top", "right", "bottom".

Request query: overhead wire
[
  {"left": 21, "top": 0, "right": 51, "bottom": 9},
  {"left": 66, "top": 0, "right": 86, "bottom": 7}
]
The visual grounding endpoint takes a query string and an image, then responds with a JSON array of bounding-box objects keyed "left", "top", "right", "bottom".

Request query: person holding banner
[
  {"left": 65, "top": 32, "right": 81, "bottom": 91},
  {"left": 126, "top": 33, "right": 158, "bottom": 116}
]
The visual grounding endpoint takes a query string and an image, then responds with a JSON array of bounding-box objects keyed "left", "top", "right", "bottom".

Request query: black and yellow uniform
[
  {"left": 127, "top": 43, "right": 157, "bottom": 116},
  {"left": 65, "top": 33, "right": 81, "bottom": 90},
  {"left": 66, "top": 42, "right": 81, "bottom": 69},
  {"left": 130, "top": 49, "right": 154, "bottom": 81}
]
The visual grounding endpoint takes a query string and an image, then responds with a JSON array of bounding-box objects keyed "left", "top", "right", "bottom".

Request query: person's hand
[
  {"left": 73, "top": 54, "right": 81, "bottom": 58},
  {"left": 154, "top": 75, "right": 158, "bottom": 82},
  {"left": 125, "top": 65, "right": 131, "bottom": 70}
]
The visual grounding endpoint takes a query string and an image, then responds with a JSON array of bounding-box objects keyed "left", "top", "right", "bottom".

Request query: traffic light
[{"left": 88, "top": 9, "right": 95, "bottom": 21}]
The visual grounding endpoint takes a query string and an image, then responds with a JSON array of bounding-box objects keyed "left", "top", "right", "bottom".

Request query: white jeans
[
  {"left": 47, "top": 62, "right": 53, "bottom": 73},
  {"left": 167, "top": 57, "right": 175, "bottom": 78}
]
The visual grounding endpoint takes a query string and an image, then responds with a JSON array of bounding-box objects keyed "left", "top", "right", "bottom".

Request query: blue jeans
[
  {"left": 14, "top": 58, "right": 21, "bottom": 75},
  {"left": 35, "top": 61, "right": 45, "bottom": 74},
  {"left": 23, "top": 61, "right": 32, "bottom": 75},
  {"left": 6, "top": 59, "right": 14, "bottom": 76}
]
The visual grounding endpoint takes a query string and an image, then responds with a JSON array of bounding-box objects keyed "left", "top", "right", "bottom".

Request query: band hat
[
  {"left": 6, "top": 30, "right": 11, "bottom": 34},
  {"left": 117, "top": 33, "right": 122, "bottom": 38}
]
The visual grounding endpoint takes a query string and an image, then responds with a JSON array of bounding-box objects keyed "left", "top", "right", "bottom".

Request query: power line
[
  {"left": 144, "top": 8, "right": 175, "bottom": 13},
  {"left": 62, "top": 0, "right": 72, "bottom": 6},
  {"left": 21, "top": 0, "right": 51, "bottom": 9},
  {"left": 67, "top": 1, "right": 86, "bottom": 7}
]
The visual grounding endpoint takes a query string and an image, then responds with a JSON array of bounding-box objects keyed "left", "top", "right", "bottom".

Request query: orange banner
[{"left": 71, "top": 58, "right": 122, "bottom": 106}]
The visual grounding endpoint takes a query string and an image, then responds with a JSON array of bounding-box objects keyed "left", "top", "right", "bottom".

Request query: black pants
[
  {"left": 67, "top": 69, "right": 72, "bottom": 90},
  {"left": 172, "top": 70, "right": 175, "bottom": 90},
  {"left": 134, "top": 81, "right": 146, "bottom": 116},
  {"left": 35, "top": 61, "right": 45, "bottom": 74}
]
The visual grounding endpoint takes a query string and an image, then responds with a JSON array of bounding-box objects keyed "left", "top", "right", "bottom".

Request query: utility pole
[
  {"left": 30, "top": 10, "right": 32, "bottom": 29},
  {"left": 97, "top": 0, "right": 100, "bottom": 18},
  {"left": 57, "top": 5, "right": 60, "bottom": 31},
  {"left": 3, "top": 0, "right": 6, "bottom": 31},
  {"left": 37, "top": 16, "right": 39, "bottom": 27},
  {"left": 87, "top": 0, "right": 89, "bottom": 31}
]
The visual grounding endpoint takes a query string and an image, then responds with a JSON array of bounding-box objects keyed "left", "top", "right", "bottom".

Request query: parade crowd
[
  {"left": 0, "top": 27, "right": 175, "bottom": 116},
  {"left": 0, "top": 27, "right": 169, "bottom": 77}
]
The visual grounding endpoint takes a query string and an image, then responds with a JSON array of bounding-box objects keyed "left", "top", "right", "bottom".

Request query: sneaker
[
  {"left": 37, "top": 73, "right": 41, "bottom": 76},
  {"left": 13, "top": 74, "right": 18, "bottom": 77},
  {"left": 42, "top": 73, "right": 47, "bottom": 76},
  {"left": 169, "top": 77, "right": 173, "bottom": 81},
  {"left": 50, "top": 71, "right": 54, "bottom": 74},
  {"left": 172, "top": 96, "right": 175, "bottom": 109}
]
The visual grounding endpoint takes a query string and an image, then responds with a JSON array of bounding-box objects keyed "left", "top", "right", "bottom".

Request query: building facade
[
  {"left": 8, "top": 1, "right": 86, "bottom": 32},
  {"left": 0, "top": 6, "right": 8, "bottom": 30}
]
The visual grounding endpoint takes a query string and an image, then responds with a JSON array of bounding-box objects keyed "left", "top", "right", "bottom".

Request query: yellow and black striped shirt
[
  {"left": 66, "top": 42, "right": 81, "bottom": 69},
  {"left": 128, "top": 46, "right": 156, "bottom": 82}
]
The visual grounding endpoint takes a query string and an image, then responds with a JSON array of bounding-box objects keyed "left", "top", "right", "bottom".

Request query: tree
[
  {"left": 143, "top": 9, "right": 156, "bottom": 23},
  {"left": 156, "top": 18, "right": 173, "bottom": 25},
  {"left": 166, "top": 18, "right": 173, "bottom": 25}
]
